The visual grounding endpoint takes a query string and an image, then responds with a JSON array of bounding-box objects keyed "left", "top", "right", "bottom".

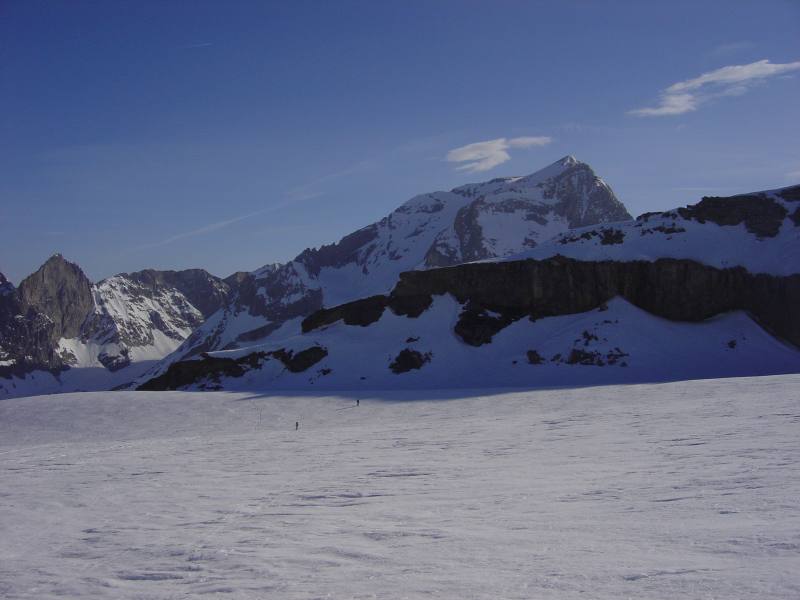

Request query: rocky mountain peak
[
  {"left": 18, "top": 254, "right": 94, "bottom": 341},
  {"left": 41, "top": 253, "right": 71, "bottom": 270},
  {"left": 426, "top": 157, "right": 631, "bottom": 267},
  {"left": 252, "top": 263, "right": 282, "bottom": 278},
  {"left": 0, "top": 272, "right": 12, "bottom": 295},
  {"left": 515, "top": 154, "right": 593, "bottom": 187}
]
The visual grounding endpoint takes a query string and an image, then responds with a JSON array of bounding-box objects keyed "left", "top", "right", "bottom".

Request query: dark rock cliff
[
  {"left": 137, "top": 345, "right": 327, "bottom": 391},
  {"left": 388, "top": 256, "right": 800, "bottom": 347},
  {"left": 677, "top": 192, "right": 788, "bottom": 238},
  {"left": 301, "top": 256, "right": 800, "bottom": 349},
  {"left": 17, "top": 254, "right": 94, "bottom": 342},
  {"left": 0, "top": 279, "right": 62, "bottom": 374}
]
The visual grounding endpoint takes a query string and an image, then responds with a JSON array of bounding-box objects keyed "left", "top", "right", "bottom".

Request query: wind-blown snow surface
[{"left": 1, "top": 376, "right": 799, "bottom": 598}]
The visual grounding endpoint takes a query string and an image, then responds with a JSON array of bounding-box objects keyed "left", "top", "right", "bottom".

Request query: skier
[
  {"left": 356, "top": 399, "right": 360, "bottom": 407},
  {"left": 295, "top": 421, "right": 299, "bottom": 431}
]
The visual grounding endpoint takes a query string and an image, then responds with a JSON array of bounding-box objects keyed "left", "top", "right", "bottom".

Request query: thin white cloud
[
  {"left": 136, "top": 209, "right": 272, "bottom": 250},
  {"left": 787, "top": 168, "right": 800, "bottom": 181},
  {"left": 134, "top": 192, "right": 323, "bottom": 251},
  {"left": 630, "top": 59, "right": 800, "bottom": 117},
  {"left": 132, "top": 159, "right": 376, "bottom": 251},
  {"left": 284, "top": 159, "right": 374, "bottom": 199},
  {"left": 446, "top": 136, "right": 552, "bottom": 173}
]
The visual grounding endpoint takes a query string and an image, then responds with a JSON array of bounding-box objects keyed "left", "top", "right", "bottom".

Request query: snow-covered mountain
[
  {"left": 0, "top": 256, "right": 231, "bottom": 398},
  {"left": 74, "top": 268, "right": 231, "bottom": 371},
  {"left": 153, "top": 156, "right": 630, "bottom": 371},
  {"left": 140, "top": 183, "right": 800, "bottom": 393},
  {"left": 513, "top": 184, "right": 800, "bottom": 275}
]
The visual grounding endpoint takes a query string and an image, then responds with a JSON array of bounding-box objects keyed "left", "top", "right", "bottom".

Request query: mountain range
[
  {"left": 2, "top": 156, "right": 798, "bottom": 397},
  {"left": 0, "top": 262, "right": 231, "bottom": 397}
]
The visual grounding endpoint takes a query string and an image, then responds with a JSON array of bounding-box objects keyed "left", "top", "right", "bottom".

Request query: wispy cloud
[
  {"left": 284, "top": 159, "right": 374, "bottom": 200},
  {"left": 787, "top": 168, "right": 800, "bottom": 181},
  {"left": 135, "top": 192, "right": 322, "bottom": 251},
  {"left": 629, "top": 59, "right": 800, "bottom": 117},
  {"left": 446, "top": 136, "right": 552, "bottom": 173},
  {"left": 136, "top": 209, "right": 270, "bottom": 250},
  {"left": 133, "top": 159, "right": 375, "bottom": 250}
]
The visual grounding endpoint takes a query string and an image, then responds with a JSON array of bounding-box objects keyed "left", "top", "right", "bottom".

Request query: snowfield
[
  {"left": 1, "top": 376, "right": 799, "bottom": 598},
  {"left": 193, "top": 296, "right": 800, "bottom": 392}
]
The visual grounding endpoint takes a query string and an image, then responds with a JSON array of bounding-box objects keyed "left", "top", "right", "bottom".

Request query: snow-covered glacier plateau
[{"left": 1, "top": 375, "right": 798, "bottom": 599}]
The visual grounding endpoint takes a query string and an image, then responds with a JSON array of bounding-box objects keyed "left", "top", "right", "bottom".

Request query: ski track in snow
[{"left": 1, "top": 376, "right": 799, "bottom": 598}]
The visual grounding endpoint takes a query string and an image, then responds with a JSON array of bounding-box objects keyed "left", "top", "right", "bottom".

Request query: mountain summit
[{"left": 426, "top": 155, "right": 629, "bottom": 266}]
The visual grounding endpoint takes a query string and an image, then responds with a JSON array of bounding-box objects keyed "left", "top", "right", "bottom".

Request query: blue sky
[{"left": 2, "top": 0, "right": 799, "bottom": 283}]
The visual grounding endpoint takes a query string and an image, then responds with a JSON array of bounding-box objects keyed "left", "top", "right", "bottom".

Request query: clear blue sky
[{"left": 2, "top": 0, "right": 799, "bottom": 283}]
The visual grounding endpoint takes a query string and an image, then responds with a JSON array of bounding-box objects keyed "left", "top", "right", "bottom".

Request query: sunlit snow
[{"left": 1, "top": 375, "right": 799, "bottom": 598}]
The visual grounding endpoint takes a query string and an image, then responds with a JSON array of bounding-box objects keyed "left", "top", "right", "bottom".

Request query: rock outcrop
[
  {"left": 0, "top": 273, "right": 62, "bottom": 374},
  {"left": 17, "top": 255, "right": 94, "bottom": 342},
  {"left": 677, "top": 192, "right": 788, "bottom": 238},
  {"left": 299, "top": 256, "right": 800, "bottom": 349},
  {"left": 138, "top": 345, "right": 327, "bottom": 391},
  {"left": 389, "top": 349, "right": 432, "bottom": 374},
  {"left": 389, "top": 256, "right": 800, "bottom": 347}
]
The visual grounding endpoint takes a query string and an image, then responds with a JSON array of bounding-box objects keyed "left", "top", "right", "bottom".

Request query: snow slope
[
  {"left": 153, "top": 296, "right": 800, "bottom": 392},
  {"left": 509, "top": 185, "right": 800, "bottom": 276},
  {"left": 1, "top": 375, "right": 799, "bottom": 598},
  {"left": 60, "top": 275, "right": 205, "bottom": 371}
]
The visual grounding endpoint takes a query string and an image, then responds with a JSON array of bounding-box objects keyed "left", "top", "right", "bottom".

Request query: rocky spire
[{"left": 17, "top": 254, "right": 94, "bottom": 341}]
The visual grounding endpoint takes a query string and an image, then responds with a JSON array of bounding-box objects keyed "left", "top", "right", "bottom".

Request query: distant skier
[
  {"left": 295, "top": 421, "right": 299, "bottom": 431},
  {"left": 356, "top": 399, "right": 360, "bottom": 407}
]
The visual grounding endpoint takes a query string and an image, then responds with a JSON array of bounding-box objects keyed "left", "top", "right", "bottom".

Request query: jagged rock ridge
[{"left": 0, "top": 256, "right": 231, "bottom": 386}]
